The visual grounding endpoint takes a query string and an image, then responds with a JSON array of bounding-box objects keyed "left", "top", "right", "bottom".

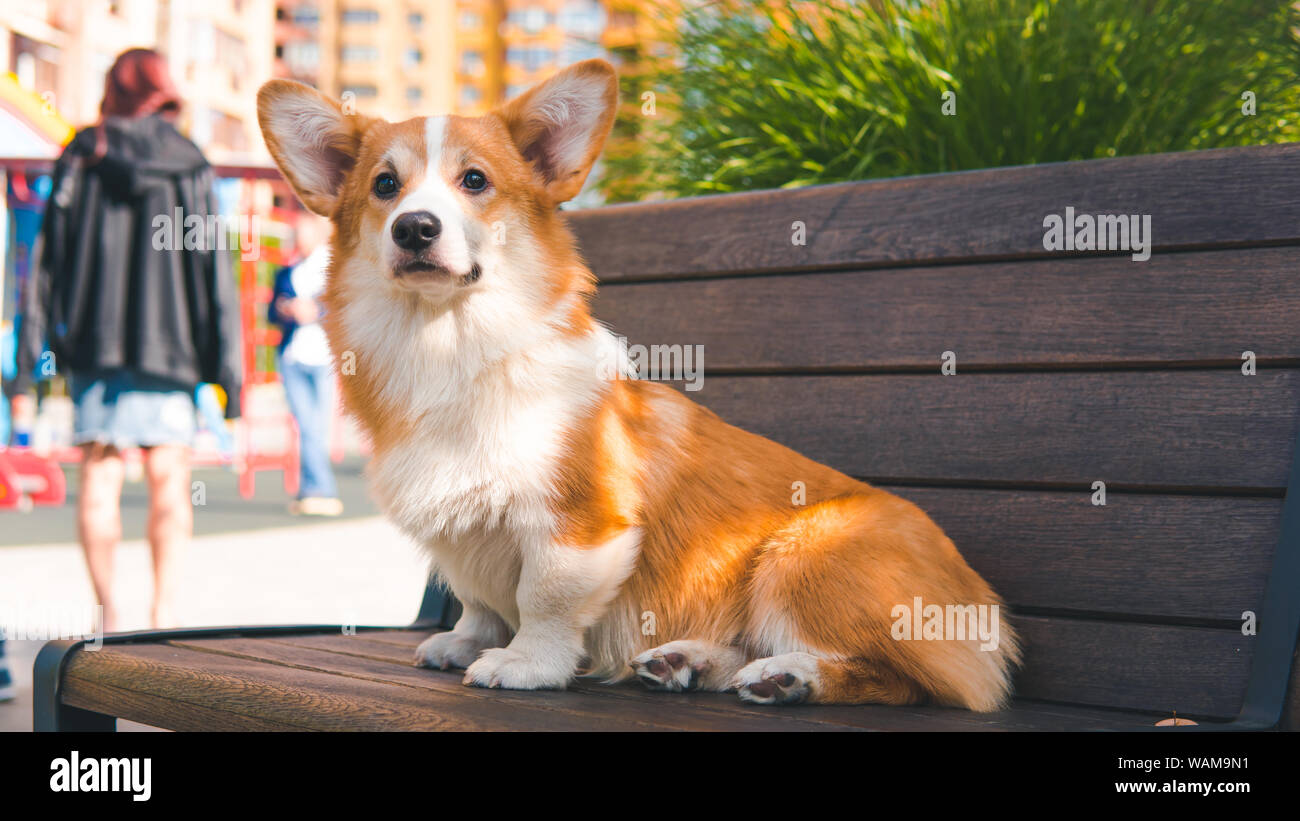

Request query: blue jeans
[{"left": 279, "top": 358, "right": 338, "bottom": 499}]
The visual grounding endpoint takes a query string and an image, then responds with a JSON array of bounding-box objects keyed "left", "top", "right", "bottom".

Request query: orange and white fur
[{"left": 257, "top": 61, "right": 1019, "bottom": 710}]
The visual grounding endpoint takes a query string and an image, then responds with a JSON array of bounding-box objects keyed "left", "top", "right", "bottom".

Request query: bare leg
[
  {"left": 78, "top": 443, "right": 124, "bottom": 632},
  {"left": 143, "top": 444, "right": 192, "bottom": 629}
]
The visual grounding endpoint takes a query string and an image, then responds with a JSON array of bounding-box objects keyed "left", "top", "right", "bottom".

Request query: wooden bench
[{"left": 35, "top": 143, "right": 1300, "bottom": 731}]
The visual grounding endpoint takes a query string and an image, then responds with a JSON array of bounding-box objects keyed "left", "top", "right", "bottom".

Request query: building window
[
  {"left": 284, "top": 42, "right": 321, "bottom": 73},
  {"left": 209, "top": 111, "right": 248, "bottom": 152},
  {"left": 460, "top": 85, "right": 482, "bottom": 107},
  {"left": 507, "top": 7, "right": 551, "bottom": 35},
  {"left": 460, "top": 50, "right": 484, "bottom": 75},
  {"left": 216, "top": 30, "right": 248, "bottom": 74},
  {"left": 403, "top": 48, "right": 423, "bottom": 69},
  {"left": 342, "top": 85, "right": 379, "bottom": 98},
  {"left": 409, "top": 12, "right": 423, "bottom": 28},
  {"left": 294, "top": 7, "right": 321, "bottom": 26},
  {"left": 341, "top": 45, "right": 380, "bottom": 63},
  {"left": 459, "top": 11, "right": 482, "bottom": 29},
  {"left": 341, "top": 8, "right": 379, "bottom": 24},
  {"left": 561, "top": 39, "right": 604, "bottom": 64},
  {"left": 507, "top": 46, "right": 555, "bottom": 73},
  {"left": 558, "top": 1, "right": 605, "bottom": 38},
  {"left": 10, "top": 34, "right": 60, "bottom": 94},
  {"left": 406, "top": 87, "right": 423, "bottom": 104}
]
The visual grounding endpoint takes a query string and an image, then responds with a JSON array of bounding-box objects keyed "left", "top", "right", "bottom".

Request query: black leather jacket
[{"left": 9, "top": 114, "right": 243, "bottom": 416}]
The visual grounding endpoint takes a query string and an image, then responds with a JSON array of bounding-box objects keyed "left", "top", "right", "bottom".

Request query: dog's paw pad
[
  {"left": 732, "top": 654, "right": 819, "bottom": 705},
  {"left": 630, "top": 645, "right": 707, "bottom": 692}
]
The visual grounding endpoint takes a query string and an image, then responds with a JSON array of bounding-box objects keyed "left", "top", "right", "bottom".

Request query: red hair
[
  {"left": 92, "top": 48, "right": 182, "bottom": 161},
  {"left": 100, "top": 48, "right": 181, "bottom": 119}
]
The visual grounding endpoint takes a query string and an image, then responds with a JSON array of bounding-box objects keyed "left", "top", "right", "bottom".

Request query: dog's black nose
[{"left": 392, "top": 211, "right": 441, "bottom": 251}]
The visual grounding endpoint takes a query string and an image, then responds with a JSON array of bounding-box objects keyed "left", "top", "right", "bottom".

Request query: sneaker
[
  {"left": 0, "top": 642, "right": 14, "bottom": 702},
  {"left": 289, "top": 497, "right": 344, "bottom": 517}
]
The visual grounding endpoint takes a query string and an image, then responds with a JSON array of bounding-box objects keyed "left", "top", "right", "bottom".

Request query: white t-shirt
[{"left": 283, "top": 244, "right": 332, "bottom": 368}]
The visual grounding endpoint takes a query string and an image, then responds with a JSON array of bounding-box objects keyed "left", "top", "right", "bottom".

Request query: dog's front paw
[
  {"left": 413, "top": 631, "right": 498, "bottom": 671},
  {"left": 462, "top": 647, "right": 571, "bottom": 690}
]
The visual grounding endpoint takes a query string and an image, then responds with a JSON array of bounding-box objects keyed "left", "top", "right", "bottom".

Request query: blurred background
[{"left": 0, "top": 0, "right": 1296, "bottom": 728}]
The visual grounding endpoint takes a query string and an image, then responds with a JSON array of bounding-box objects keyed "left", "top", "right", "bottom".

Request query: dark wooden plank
[
  {"left": 273, "top": 633, "right": 1014, "bottom": 730},
  {"left": 251, "top": 634, "right": 1019, "bottom": 730},
  {"left": 67, "top": 633, "right": 1173, "bottom": 729},
  {"left": 289, "top": 625, "right": 1246, "bottom": 722},
  {"left": 678, "top": 370, "right": 1300, "bottom": 489},
  {"left": 569, "top": 144, "right": 1300, "bottom": 281},
  {"left": 273, "top": 632, "right": 1166, "bottom": 730},
  {"left": 362, "top": 617, "right": 1251, "bottom": 718},
  {"left": 593, "top": 247, "right": 1300, "bottom": 369},
  {"left": 884, "top": 487, "right": 1279, "bottom": 622},
  {"left": 62, "top": 641, "right": 750, "bottom": 731},
  {"left": 62, "top": 674, "right": 303, "bottom": 731},
  {"left": 166, "top": 636, "right": 862, "bottom": 731},
  {"left": 1014, "top": 616, "right": 1251, "bottom": 718}
]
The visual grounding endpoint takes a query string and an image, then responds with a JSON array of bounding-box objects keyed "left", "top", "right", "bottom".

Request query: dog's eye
[
  {"left": 461, "top": 169, "right": 487, "bottom": 192},
  {"left": 373, "top": 173, "right": 399, "bottom": 198}
]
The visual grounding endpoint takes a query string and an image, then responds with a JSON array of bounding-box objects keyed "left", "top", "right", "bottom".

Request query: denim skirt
[{"left": 69, "top": 368, "right": 197, "bottom": 449}]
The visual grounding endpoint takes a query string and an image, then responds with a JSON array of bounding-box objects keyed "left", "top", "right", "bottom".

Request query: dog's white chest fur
[{"left": 359, "top": 310, "right": 625, "bottom": 625}]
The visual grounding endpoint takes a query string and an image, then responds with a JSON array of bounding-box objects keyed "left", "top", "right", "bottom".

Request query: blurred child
[{"left": 271, "top": 214, "right": 342, "bottom": 516}]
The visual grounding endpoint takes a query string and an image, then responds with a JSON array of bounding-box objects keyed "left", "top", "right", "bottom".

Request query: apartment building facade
[{"left": 2, "top": 0, "right": 276, "bottom": 163}]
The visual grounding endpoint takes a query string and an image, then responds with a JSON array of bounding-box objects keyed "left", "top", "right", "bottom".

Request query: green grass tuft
[{"left": 600, "top": 0, "right": 1300, "bottom": 201}]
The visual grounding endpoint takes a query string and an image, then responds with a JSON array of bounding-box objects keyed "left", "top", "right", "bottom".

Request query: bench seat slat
[
  {"left": 317, "top": 625, "right": 1248, "bottom": 718},
  {"left": 62, "top": 641, "right": 815, "bottom": 732},
  {"left": 593, "top": 247, "right": 1300, "bottom": 370},
  {"left": 57, "top": 632, "right": 1205, "bottom": 731}
]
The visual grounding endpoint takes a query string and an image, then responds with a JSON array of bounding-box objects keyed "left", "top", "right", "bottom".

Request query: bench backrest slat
[{"left": 577, "top": 144, "right": 1300, "bottom": 281}]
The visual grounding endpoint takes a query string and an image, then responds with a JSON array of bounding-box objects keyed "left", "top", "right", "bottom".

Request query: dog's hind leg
[
  {"left": 629, "top": 640, "right": 748, "bottom": 693},
  {"left": 732, "top": 653, "right": 927, "bottom": 706},
  {"left": 743, "top": 493, "right": 1019, "bottom": 711}
]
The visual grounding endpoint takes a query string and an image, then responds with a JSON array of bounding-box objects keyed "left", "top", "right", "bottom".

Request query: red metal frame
[
  {"left": 0, "top": 446, "right": 66, "bottom": 508},
  {"left": 234, "top": 180, "right": 302, "bottom": 500}
]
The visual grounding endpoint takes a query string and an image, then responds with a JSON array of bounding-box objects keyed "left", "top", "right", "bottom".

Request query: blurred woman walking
[{"left": 6, "top": 49, "right": 242, "bottom": 630}]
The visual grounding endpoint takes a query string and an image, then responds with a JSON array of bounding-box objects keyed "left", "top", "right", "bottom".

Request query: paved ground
[
  {"left": 0, "top": 457, "right": 431, "bottom": 732},
  {"left": 1, "top": 455, "right": 382, "bottom": 546}
]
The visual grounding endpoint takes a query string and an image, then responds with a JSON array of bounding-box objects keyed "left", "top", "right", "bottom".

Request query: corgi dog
[{"left": 256, "top": 60, "right": 1020, "bottom": 710}]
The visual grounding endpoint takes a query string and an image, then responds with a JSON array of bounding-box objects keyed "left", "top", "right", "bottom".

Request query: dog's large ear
[
  {"left": 497, "top": 59, "right": 618, "bottom": 205},
  {"left": 257, "top": 80, "right": 370, "bottom": 216}
]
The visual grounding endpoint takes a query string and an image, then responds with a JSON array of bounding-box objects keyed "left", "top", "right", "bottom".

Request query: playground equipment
[{"left": 0, "top": 447, "right": 66, "bottom": 510}]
